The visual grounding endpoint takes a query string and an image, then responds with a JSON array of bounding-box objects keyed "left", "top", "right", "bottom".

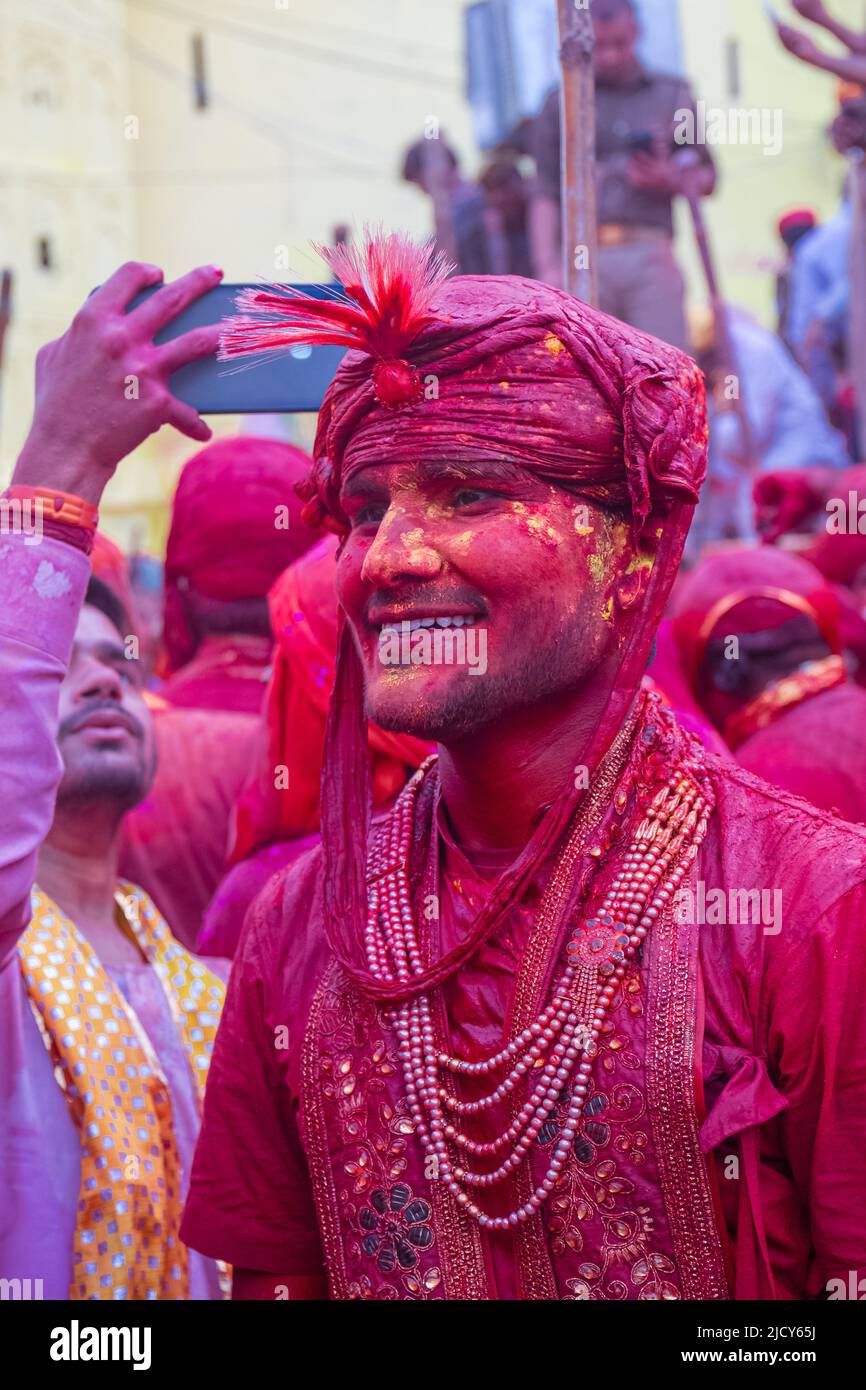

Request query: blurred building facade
[{"left": 0, "top": 0, "right": 862, "bottom": 548}]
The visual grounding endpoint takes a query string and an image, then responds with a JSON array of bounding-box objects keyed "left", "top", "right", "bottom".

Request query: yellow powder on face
[
  {"left": 399, "top": 526, "right": 435, "bottom": 568},
  {"left": 584, "top": 516, "right": 619, "bottom": 586},
  {"left": 449, "top": 529, "right": 476, "bottom": 555},
  {"left": 499, "top": 381, "right": 510, "bottom": 390},
  {"left": 543, "top": 332, "right": 565, "bottom": 357},
  {"left": 522, "top": 513, "right": 561, "bottom": 549},
  {"left": 587, "top": 551, "right": 606, "bottom": 584},
  {"left": 625, "top": 551, "right": 655, "bottom": 577},
  {"left": 601, "top": 597, "right": 613, "bottom": 623}
]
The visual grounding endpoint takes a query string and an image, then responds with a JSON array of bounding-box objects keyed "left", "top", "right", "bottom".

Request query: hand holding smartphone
[{"left": 126, "top": 281, "right": 347, "bottom": 414}]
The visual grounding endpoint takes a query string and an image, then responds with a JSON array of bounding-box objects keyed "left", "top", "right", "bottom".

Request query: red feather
[{"left": 218, "top": 231, "right": 454, "bottom": 363}]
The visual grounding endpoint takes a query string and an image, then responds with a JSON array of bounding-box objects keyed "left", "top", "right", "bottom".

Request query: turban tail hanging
[{"left": 219, "top": 233, "right": 709, "bottom": 1001}]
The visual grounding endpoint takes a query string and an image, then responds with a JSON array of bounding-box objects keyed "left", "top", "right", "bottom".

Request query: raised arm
[
  {"left": 777, "top": 21, "right": 866, "bottom": 84},
  {"left": 792, "top": 0, "right": 866, "bottom": 56},
  {"left": 0, "top": 261, "right": 222, "bottom": 967}
]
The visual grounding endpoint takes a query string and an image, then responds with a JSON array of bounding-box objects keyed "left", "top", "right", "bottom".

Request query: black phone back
[{"left": 127, "top": 281, "right": 346, "bottom": 414}]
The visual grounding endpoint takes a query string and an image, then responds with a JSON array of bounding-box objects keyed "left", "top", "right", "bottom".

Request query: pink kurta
[
  {"left": 0, "top": 531, "right": 224, "bottom": 1298},
  {"left": 182, "top": 741, "right": 866, "bottom": 1299}
]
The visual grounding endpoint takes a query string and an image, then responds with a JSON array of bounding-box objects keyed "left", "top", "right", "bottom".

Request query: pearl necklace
[{"left": 364, "top": 720, "right": 712, "bottom": 1232}]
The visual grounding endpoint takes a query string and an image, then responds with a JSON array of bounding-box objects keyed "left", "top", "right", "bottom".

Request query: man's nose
[
  {"left": 75, "top": 658, "right": 124, "bottom": 703},
  {"left": 360, "top": 506, "right": 443, "bottom": 588}
]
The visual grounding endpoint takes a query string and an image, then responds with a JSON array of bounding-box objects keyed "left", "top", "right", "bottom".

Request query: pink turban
[{"left": 162, "top": 436, "right": 320, "bottom": 673}]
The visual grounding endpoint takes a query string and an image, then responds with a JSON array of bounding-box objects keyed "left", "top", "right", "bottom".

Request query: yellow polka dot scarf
[{"left": 18, "top": 883, "right": 225, "bottom": 1300}]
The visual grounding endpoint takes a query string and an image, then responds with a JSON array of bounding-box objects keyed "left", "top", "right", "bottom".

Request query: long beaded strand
[{"left": 364, "top": 735, "right": 711, "bottom": 1231}]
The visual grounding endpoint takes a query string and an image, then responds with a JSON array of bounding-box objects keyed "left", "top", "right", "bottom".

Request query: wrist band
[
  {"left": 3, "top": 485, "right": 99, "bottom": 531},
  {"left": 40, "top": 518, "right": 96, "bottom": 556}
]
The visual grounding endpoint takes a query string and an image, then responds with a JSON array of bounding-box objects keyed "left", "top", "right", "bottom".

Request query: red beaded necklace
[{"left": 364, "top": 704, "right": 714, "bottom": 1231}]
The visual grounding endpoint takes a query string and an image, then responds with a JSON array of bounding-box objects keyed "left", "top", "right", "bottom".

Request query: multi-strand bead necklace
[{"left": 364, "top": 715, "right": 712, "bottom": 1232}]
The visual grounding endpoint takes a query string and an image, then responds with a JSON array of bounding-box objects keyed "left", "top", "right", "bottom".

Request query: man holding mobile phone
[
  {"left": 0, "top": 261, "right": 232, "bottom": 1298},
  {"left": 529, "top": 0, "right": 716, "bottom": 349}
]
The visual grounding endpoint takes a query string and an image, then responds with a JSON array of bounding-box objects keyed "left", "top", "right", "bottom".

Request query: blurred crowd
[{"left": 4, "top": 0, "right": 866, "bottom": 1306}]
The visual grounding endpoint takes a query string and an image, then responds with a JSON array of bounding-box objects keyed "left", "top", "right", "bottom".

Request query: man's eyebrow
[
  {"left": 341, "top": 472, "right": 385, "bottom": 500},
  {"left": 93, "top": 639, "right": 131, "bottom": 663},
  {"left": 341, "top": 458, "right": 527, "bottom": 496}
]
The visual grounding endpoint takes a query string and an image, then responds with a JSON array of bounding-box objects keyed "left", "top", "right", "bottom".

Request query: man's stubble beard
[
  {"left": 365, "top": 608, "right": 602, "bottom": 743},
  {"left": 55, "top": 745, "right": 156, "bottom": 819}
]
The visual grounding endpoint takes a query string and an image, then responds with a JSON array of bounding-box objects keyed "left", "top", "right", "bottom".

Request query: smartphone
[
  {"left": 626, "top": 130, "right": 657, "bottom": 157},
  {"left": 126, "top": 281, "right": 346, "bottom": 414}
]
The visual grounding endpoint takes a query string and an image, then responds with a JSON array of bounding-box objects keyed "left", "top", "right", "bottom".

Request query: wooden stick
[
  {"left": 0, "top": 270, "right": 12, "bottom": 438},
  {"left": 557, "top": 1, "right": 597, "bottom": 302},
  {"left": 847, "top": 151, "right": 866, "bottom": 449},
  {"left": 680, "top": 162, "right": 757, "bottom": 474},
  {"left": 0, "top": 270, "right": 12, "bottom": 372}
]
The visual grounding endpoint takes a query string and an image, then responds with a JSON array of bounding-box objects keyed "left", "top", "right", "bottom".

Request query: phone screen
[{"left": 126, "top": 281, "right": 346, "bottom": 414}]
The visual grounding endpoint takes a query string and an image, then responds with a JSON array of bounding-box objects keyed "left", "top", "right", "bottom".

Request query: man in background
[
  {"left": 673, "top": 546, "right": 866, "bottom": 823},
  {"left": 528, "top": 0, "right": 715, "bottom": 348},
  {"left": 0, "top": 260, "right": 228, "bottom": 1299},
  {"left": 160, "top": 435, "right": 319, "bottom": 715},
  {"left": 117, "top": 435, "right": 320, "bottom": 947},
  {"left": 775, "top": 207, "right": 818, "bottom": 348}
]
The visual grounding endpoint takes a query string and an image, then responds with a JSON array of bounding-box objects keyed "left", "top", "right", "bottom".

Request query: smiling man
[
  {"left": 0, "top": 260, "right": 229, "bottom": 1299},
  {"left": 181, "top": 234, "right": 866, "bottom": 1301}
]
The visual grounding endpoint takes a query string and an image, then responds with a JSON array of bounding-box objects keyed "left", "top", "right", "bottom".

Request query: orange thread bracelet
[{"left": 3, "top": 485, "right": 99, "bottom": 532}]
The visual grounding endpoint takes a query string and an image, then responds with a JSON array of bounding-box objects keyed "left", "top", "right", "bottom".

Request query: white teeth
[{"left": 378, "top": 615, "right": 479, "bottom": 633}]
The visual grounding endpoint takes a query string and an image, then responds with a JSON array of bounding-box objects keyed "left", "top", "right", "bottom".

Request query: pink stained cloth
[
  {"left": 158, "top": 633, "right": 272, "bottom": 715},
  {"left": 735, "top": 681, "right": 866, "bottom": 823},
  {"left": 181, "top": 752, "right": 866, "bottom": 1299},
  {"left": 670, "top": 546, "right": 866, "bottom": 819},
  {"left": 161, "top": 435, "right": 320, "bottom": 684},
  {"left": 647, "top": 620, "right": 730, "bottom": 759},
  {"left": 755, "top": 465, "right": 866, "bottom": 588},
  {"left": 199, "top": 836, "right": 319, "bottom": 960},
  {"left": 670, "top": 546, "right": 842, "bottom": 693},
  {"left": 0, "top": 530, "right": 225, "bottom": 1297},
  {"left": 119, "top": 704, "right": 260, "bottom": 950}
]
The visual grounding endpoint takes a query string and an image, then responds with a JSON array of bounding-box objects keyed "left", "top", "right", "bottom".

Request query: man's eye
[
  {"left": 453, "top": 488, "right": 497, "bottom": 507},
  {"left": 352, "top": 503, "right": 388, "bottom": 528}
]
